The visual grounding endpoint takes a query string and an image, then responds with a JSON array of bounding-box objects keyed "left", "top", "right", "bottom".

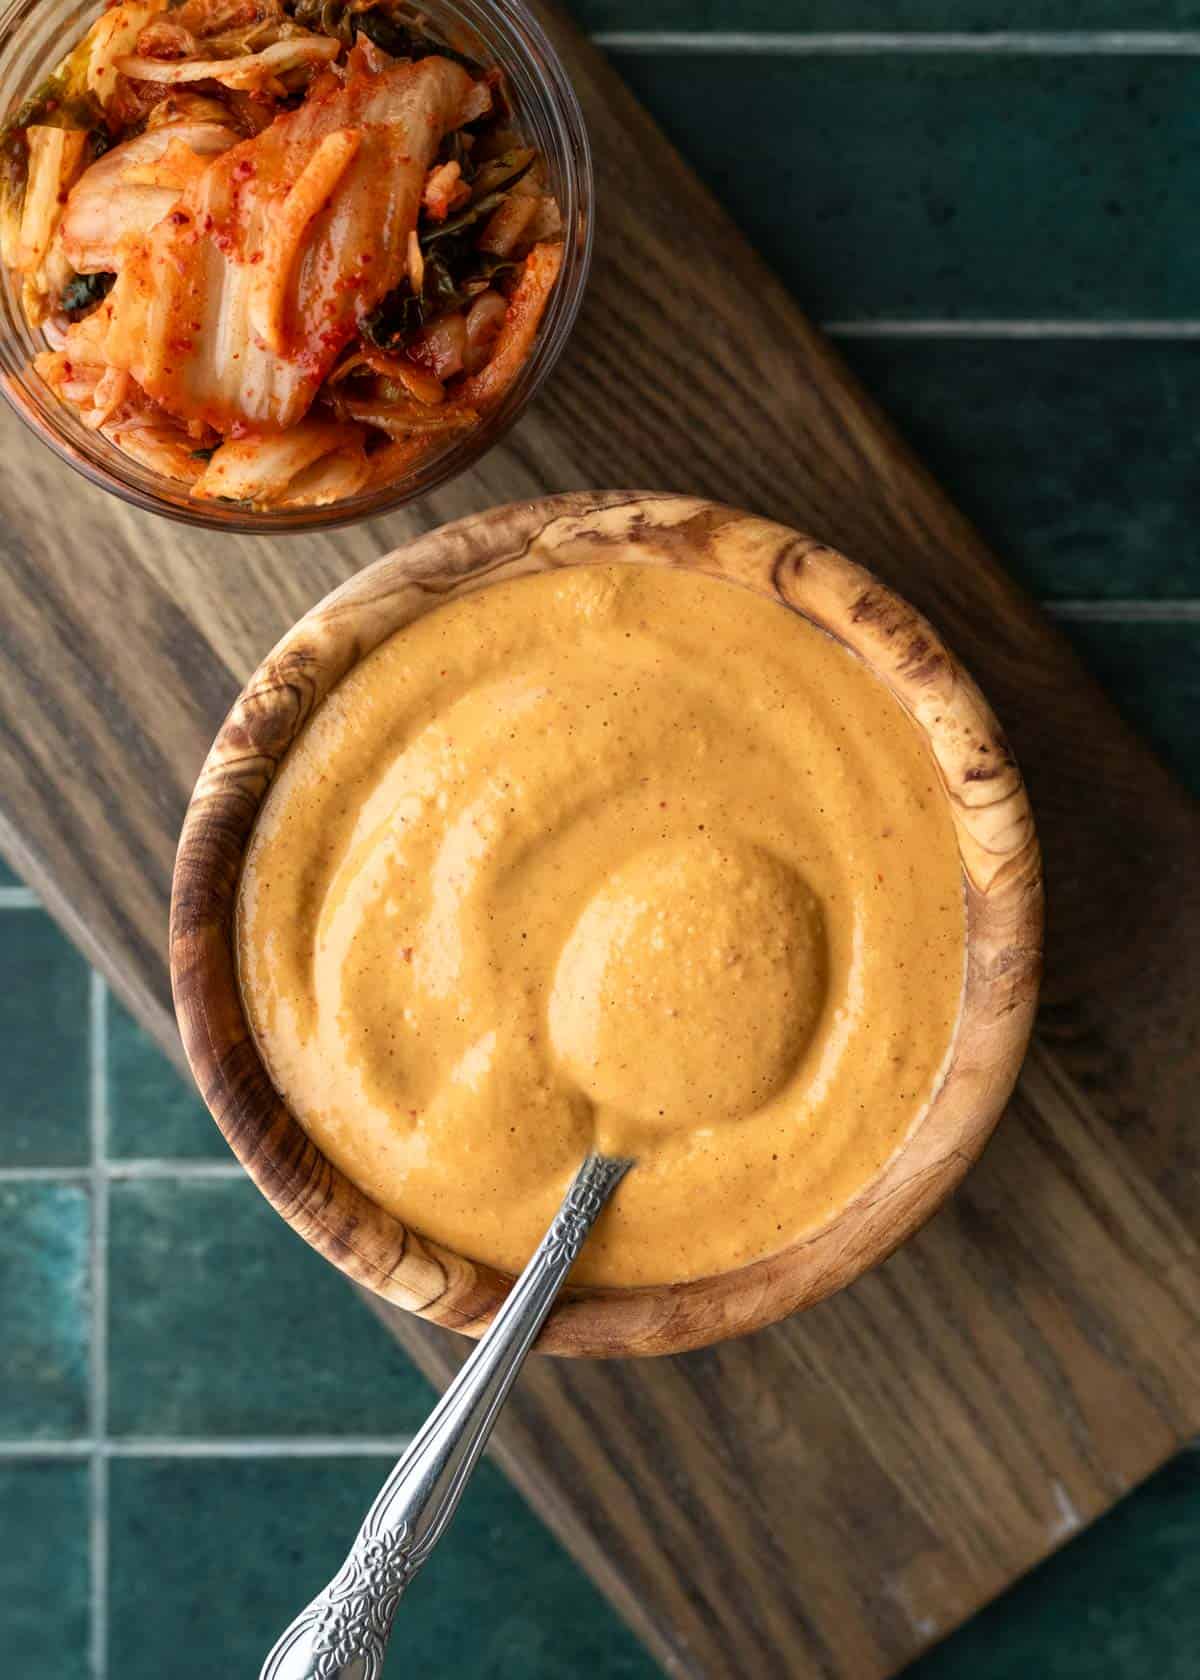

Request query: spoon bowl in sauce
[{"left": 170, "top": 491, "right": 1042, "bottom": 1357}]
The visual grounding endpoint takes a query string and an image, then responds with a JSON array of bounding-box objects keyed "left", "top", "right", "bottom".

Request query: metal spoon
[{"left": 259, "top": 1151, "right": 632, "bottom": 1680}]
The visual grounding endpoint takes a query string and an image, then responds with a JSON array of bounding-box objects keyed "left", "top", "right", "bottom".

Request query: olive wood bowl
[{"left": 169, "top": 491, "right": 1043, "bottom": 1357}]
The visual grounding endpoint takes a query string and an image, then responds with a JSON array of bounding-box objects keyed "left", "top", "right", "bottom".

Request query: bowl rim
[{"left": 169, "top": 490, "right": 1043, "bottom": 1356}]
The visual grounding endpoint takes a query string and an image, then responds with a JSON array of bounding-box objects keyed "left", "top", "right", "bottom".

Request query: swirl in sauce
[{"left": 237, "top": 563, "right": 965, "bottom": 1286}]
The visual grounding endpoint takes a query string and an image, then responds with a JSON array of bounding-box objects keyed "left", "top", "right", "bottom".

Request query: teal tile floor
[
  {"left": 0, "top": 1184, "right": 89, "bottom": 1439},
  {"left": 106, "top": 1179, "right": 436, "bottom": 1439},
  {"left": 106, "top": 997, "right": 226, "bottom": 1160},
  {"left": 0, "top": 909, "right": 89, "bottom": 1166},
  {"left": 609, "top": 52, "right": 1198, "bottom": 321},
  {"left": 2, "top": 6, "right": 1200, "bottom": 1678},
  {"left": 0, "top": 1462, "right": 91, "bottom": 1671},
  {"left": 834, "top": 339, "right": 1200, "bottom": 601}
]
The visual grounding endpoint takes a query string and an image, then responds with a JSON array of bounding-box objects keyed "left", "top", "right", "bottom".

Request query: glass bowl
[{"left": 0, "top": 0, "right": 592, "bottom": 531}]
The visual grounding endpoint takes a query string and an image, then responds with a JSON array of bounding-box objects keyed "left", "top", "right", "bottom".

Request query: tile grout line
[
  {"left": 105, "top": 1158, "right": 245, "bottom": 1180},
  {"left": 0, "top": 1165, "right": 92, "bottom": 1183},
  {"left": 592, "top": 29, "right": 1200, "bottom": 54},
  {"left": 0, "top": 1439, "right": 94, "bottom": 1458},
  {"left": 1048, "top": 600, "right": 1200, "bottom": 622},
  {"left": 104, "top": 1437, "right": 418, "bottom": 1458},
  {"left": 0, "top": 1438, "right": 416, "bottom": 1459},
  {"left": 823, "top": 319, "right": 1200, "bottom": 339},
  {"left": 0, "top": 885, "right": 39, "bottom": 908},
  {"left": 0, "top": 1162, "right": 245, "bottom": 1184},
  {"left": 88, "top": 973, "right": 109, "bottom": 1680}
]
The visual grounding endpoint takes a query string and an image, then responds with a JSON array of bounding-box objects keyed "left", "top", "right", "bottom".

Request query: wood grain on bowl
[
  {"left": 1, "top": 2, "right": 1199, "bottom": 1672},
  {"left": 170, "top": 492, "right": 1042, "bottom": 1358}
]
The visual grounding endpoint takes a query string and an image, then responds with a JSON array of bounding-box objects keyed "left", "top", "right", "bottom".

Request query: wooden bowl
[{"left": 169, "top": 491, "right": 1042, "bottom": 1357}]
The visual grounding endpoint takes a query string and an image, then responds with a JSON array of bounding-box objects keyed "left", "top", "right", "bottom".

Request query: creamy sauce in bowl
[{"left": 236, "top": 562, "right": 965, "bottom": 1287}]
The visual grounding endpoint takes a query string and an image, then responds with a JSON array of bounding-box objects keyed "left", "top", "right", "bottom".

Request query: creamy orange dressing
[{"left": 236, "top": 563, "right": 965, "bottom": 1287}]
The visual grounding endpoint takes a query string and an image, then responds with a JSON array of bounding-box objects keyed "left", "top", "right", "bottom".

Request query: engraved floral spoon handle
[{"left": 259, "top": 1151, "right": 632, "bottom": 1680}]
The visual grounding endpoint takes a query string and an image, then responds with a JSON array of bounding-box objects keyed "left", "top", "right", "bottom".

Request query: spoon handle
[{"left": 259, "top": 1152, "right": 631, "bottom": 1680}]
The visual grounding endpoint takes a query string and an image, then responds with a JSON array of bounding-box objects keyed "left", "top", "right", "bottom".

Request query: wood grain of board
[{"left": 0, "top": 6, "right": 1197, "bottom": 1677}]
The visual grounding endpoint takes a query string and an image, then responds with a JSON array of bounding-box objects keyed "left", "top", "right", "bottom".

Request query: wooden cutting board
[{"left": 1, "top": 7, "right": 1198, "bottom": 1677}]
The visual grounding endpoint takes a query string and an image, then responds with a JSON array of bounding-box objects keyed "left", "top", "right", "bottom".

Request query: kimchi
[{"left": 0, "top": 0, "right": 565, "bottom": 508}]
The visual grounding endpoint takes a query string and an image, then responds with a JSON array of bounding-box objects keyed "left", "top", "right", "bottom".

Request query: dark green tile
[
  {"left": 108, "top": 1179, "right": 437, "bottom": 1438},
  {"left": 0, "top": 1461, "right": 90, "bottom": 1673},
  {"left": 0, "top": 1184, "right": 89, "bottom": 1438},
  {"left": 905, "top": 1452, "right": 1200, "bottom": 1680},
  {"left": 575, "top": 2, "right": 1200, "bottom": 24},
  {"left": 0, "top": 909, "right": 89, "bottom": 1166},
  {"left": 606, "top": 52, "right": 1198, "bottom": 319},
  {"left": 1060, "top": 619, "right": 1200, "bottom": 797},
  {"left": 0, "top": 855, "right": 22, "bottom": 886},
  {"left": 837, "top": 338, "right": 1200, "bottom": 600},
  {"left": 107, "top": 995, "right": 227, "bottom": 1160},
  {"left": 109, "top": 1454, "right": 657, "bottom": 1679}
]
